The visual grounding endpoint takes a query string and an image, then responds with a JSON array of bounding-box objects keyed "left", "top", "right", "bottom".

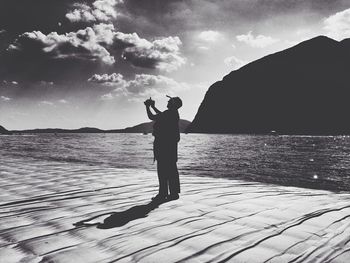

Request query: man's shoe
[
  {"left": 151, "top": 194, "right": 167, "bottom": 202},
  {"left": 167, "top": 194, "right": 179, "bottom": 201}
]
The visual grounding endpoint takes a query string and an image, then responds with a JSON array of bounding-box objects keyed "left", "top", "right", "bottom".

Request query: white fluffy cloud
[
  {"left": 224, "top": 56, "right": 246, "bottom": 70},
  {"left": 7, "top": 0, "right": 186, "bottom": 72},
  {"left": 8, "top": 23, "right": 185, "bottom": 71},
  {"left": 115, "top": 33, "right": 186, "bottom": 71},
  {"left": 8, "top": 23, "right": 117, "bottom": 65},
  {"left": 197, "top": 30, "right": 222, "bottom": 42},
  {"left": 324, "top": 8, "right": 350, "bottom": 40},
  {"left": 90, "top": 73, "right": 189, "bottom": 100},
  {"left": 89, "top": 72, "right": 124, "bottom": 83},
  {"left": 236, "top": 31, "right": 279, "bottom": 48},
  {"left": 66, "top": 0, "right": 121, "bottom": 23}
]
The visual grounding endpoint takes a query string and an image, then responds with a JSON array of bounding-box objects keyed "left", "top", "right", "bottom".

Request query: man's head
[{"left": 166, "top": 95, "right": 182, "bottom": 110}]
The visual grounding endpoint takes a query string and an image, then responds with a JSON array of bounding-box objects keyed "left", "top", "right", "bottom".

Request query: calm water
[{"left": 1, "top": 134, "right": 350, "bottom": 191}]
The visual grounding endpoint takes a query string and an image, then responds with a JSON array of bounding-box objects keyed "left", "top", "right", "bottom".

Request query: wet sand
[{"left": 1, "top": 159, "right": 350, "bottom": 263}]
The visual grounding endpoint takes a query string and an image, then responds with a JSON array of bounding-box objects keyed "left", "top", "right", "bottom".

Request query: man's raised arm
[
  {"left": 150, "top": 100, "right": 161, "bottom": 114},
  {"left": 145, "top": 105, "right": 156, "bottom": 120},
  {"left": 144, "top": 98, "right": 158, "bottom": 120}
]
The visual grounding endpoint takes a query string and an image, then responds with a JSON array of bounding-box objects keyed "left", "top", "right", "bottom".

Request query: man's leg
[
  {"left": 168, "top": 162, "right": 180, "bottom": 198},
  {"left": 157, "top": 161, "right": 168, "bottom": 197}
]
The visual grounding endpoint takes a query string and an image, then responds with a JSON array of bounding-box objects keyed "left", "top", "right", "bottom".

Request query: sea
[{"left": 1, "top": 133, "right": 350, "bottom": 191}]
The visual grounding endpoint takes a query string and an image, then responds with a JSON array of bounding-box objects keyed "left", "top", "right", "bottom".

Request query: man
[{"left": 144, "top": 95, "right": 182, "bottom": 202}]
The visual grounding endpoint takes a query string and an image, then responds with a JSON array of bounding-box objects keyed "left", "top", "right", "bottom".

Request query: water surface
[{"left": 1, "top": 134, "right": 350, "bottom": 191}]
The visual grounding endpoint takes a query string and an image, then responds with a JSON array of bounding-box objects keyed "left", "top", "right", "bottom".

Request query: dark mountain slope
[
  {"left": 0, "top": 125, "right": 11, "bottom": 135},
  {"left": 187, "top": 36, "right": 350, "bottom": 135}
]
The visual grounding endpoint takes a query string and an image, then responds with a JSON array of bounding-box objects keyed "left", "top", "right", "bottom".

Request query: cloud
[
  {"left": 224, "top": 56, "right": 246, "bottom": 70},
  {"left": 324, "top": 8, "right": 350, "bottom": 40},
  {"left": 197, "top": 46, "right": 210, "bottom": 51},
  {"left": 115, "top": 33, "right": 186, "bottom": 71},
  {"left": 39, "top": 81, "right": 54, "bottom": 86},
  {"left": 89, "top": 73, "right": 189, "bottom": 99},
  {"left": 126, "top": 74, "right": 188, "bottom": 95},
  {"left": 197, "top": 30, "right": 222, "bottom": 42},
  {"left": 7, "top": 23, "right": 185, "bottom": 72},
  {"left": 195, "top": 30, "right": 223, "bottom": 51},
  {"left": 39, "top": 100, "right": 54, "bottom": 106},
  {"left": 1, "top": 96, "right": 11, "bottom": 101},
  {"left": 100, "top": 93, "right": 114, "bottom": 100},
  {"left": 8, "top": 23, "right": 117, "bottom": 65},
  {"left": 88, "top": 73, "right": 126, "bottom": 87},
  {"left": 236, "top": 31, "right": 279, "bottom": 48},
  {"left": 66, "top": 0, "right": 122, "bottom": 23},
  {"left": 1, "top": 80, "right": 18, "bottom": 86},
  {"left": 58, "top": 99, "right": 68, "bottom": 104}
]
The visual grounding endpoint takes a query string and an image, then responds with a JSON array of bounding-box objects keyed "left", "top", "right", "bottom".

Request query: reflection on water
[{"left": 1, "top": 134, "right": 350, "bottom": 191}]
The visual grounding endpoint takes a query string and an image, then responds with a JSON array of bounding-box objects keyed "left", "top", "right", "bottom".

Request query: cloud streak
[
  {"left": 39, "top": 100, "right": 54, "bottom": 106},
  {"left": 236, "top": 31, "right": 279, "bottom": 48},
  {"left": 1, "top": 95, "right": 11, "bottom": 101}
]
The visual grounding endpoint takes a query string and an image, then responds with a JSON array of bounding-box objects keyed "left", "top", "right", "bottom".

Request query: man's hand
[
  {"left": 144, "top": 98, "right": 151, "bottom": 107},
  {"left": 149, "top": 99, "right": 155, "bottom": 107},
  {"left": 144, "top": 97, "right": 155, "bottom": 107},
  {"left": 145, "top": 97, "right": 156, "bottom": 120}
]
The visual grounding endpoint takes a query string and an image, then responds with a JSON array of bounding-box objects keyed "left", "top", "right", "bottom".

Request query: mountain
[
  {"left": 108, "top": 119, "right": 191, "bottom": 133},
  {"left": 0, "top": 125, "right": 11, "bottom": 135},
  {"left": 11, "top": 120, "right": 191, "bottom": 134},
  {"left": 187, "top": 36, "right": 350, "bottom": 135},
  {"left": 12, "top": 127, "right": 105, "bottom": 133}
]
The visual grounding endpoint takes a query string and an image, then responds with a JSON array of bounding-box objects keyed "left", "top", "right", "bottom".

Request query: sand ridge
[{"left": 1, "top": 159, "right": 350, "bottom": 263}]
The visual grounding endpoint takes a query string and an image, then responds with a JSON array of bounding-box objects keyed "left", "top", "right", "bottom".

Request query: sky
[{"left": 0, "top": 0, "right": 350, "bottom": 130}]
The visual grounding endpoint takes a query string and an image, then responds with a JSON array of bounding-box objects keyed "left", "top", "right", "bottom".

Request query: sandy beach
[{"left": 1, "top": 158, "right": 350, "bottom": 263}]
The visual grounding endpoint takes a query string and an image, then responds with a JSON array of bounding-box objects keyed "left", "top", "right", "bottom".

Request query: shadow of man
[{"left": 73, "top": 199, "right": 163, "bottom": 229}]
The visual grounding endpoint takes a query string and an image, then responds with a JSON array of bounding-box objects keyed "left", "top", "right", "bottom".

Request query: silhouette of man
[{"left": 144, "top": 95, "right": 182, "bottom": 202}]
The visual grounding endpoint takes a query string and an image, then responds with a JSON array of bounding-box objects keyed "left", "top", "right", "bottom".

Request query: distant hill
[
  {"left": 11, "top": 119, "right": 191, "bottom": 134},
  {"left": 0, "top": 125, "right": 11, "bottom": 135},
  {"left": 187, "top": 36, "right": 350, "bottom": 135},
  {"left": 12, "top": 127, "right": 105, "bottom": 134},
  {"left": 109, "top": 119, "right": 191, "bottom": 133}
]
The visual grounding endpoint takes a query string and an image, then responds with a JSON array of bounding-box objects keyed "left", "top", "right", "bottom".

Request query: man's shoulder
[
  {"left": 167, "top": 110, "right": 179, "bottom": 119},
  {"left": 157, "top": 110, "right": 179, "bottom": 122},
  {"left": 161, "top": 110, "right": 171, "bottom": 116}
]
